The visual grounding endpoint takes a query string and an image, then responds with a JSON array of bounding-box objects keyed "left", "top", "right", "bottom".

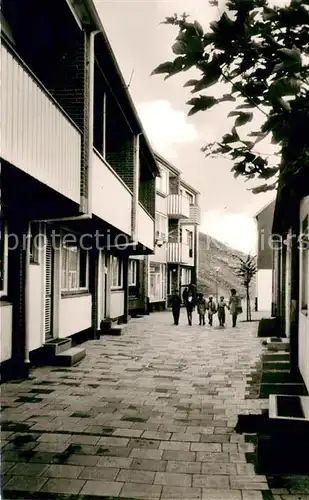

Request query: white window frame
[
  {"left": 0, "top": 219, "right": 8, "bottom": 297},
  {"left": 61, "top": 243, "right": 89, "bottom": 293},
  {"left": 155, "top": 212, "right": 168, "bottom": 241},
  {"left": 300, "top": 214, "right": 308, "bottom": 313},
  {"left": 111, "top": 255, "right": 123, "bottom": 290},
  {"left": 128, "top": 259, "right": 137, "bottom": 286}
]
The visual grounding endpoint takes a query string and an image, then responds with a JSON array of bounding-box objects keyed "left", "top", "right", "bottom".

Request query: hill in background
[{"left": 197, "top": 232, "right": 256, "bottom": 300}]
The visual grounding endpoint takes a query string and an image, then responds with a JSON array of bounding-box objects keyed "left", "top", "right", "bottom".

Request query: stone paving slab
[{"left": 1, "top": 310, "right": 278, "bottom": 498}]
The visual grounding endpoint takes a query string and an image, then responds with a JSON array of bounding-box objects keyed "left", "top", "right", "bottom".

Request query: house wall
[
  {"left": 149, "top": 245, "right": 167, "bottom": 264},
  {"left": 110, "top": 290, "right": 125, "bottom": 319},
  {"left": 58, "top": 294, "right": 92, "bottom": 338},
  {"left": 0, "top": 303, "right": 12, "bottom": 362},
  {"left": 299, "top": 195, "right": 309, "bottom": 391},
  {"left": 256, "top": 201, "right": 276, "bottom": 270},
  {"left": 257, "top": 269, "right": 273, "bottom": 312}
]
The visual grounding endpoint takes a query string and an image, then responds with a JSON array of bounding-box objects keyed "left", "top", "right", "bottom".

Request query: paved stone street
[{"left": 2, "top": 310, "right": 274, "bottom": 499}]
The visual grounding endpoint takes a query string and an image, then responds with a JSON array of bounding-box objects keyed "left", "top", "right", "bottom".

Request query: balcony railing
[
  {"left": 180, "top": 204, "right": 201, "bottom": 225},
  {"left": 1, "top": 43, "right": 81, "bottom": 203},
  {"left": 168, "top": 194, "right": 190, "bottom": 219},
  {"left": 168, "top": 242, "right": 190, "bottom": 263},
  {"left": 137, "top": 204, "right": 155, "bottom": 251},
  {"left": 92, "top": 150, "right": 133, "bottom": 236},
  {"left": 189, "top": 204, "right": 201, "bottom": 224}
]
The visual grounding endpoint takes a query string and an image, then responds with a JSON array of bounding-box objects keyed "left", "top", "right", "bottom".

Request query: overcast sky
[{"left": 95, "top": 0, "right": 277, "bottom": 253}]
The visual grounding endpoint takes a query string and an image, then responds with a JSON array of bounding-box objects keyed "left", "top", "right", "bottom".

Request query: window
[
  {"left": 301, "top": 215, "right": 308, "bottom": 312},
  {"left": 181, "top": 267, "right": 191, "bottom": 286},
  {"left": 112, "top": 256, "right": 123, "bottom": 289},
  {"left": 30, "top": 222, "right": 41, "bottom": 264},
  {"left": 186, "top": 230, "right": 193, "bottom": 249},
  {"left": 128, "top": 259, "right": 137, "bottom": 286},
  {"left": 156, "top": 168, "right": 168, "bottom": 195},
  {"left": 186, "top": 192, "right": 194, "bottom": 205},
  {"left": 0, "top": 218, "right": 8, "bottom": 296},
  {"left": 61, "top": 244, "right": 89, "bottom": 292},
  {"left": 155, "top": 213, "right": 168, "bottom": 241}
]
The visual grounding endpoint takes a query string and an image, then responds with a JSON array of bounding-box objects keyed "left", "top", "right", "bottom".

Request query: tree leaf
[
  {"left": 187, "top": 96, "right": 218, "bottom": 115},
  {"left": 263, "top": 7, "right": 278, "bottom": 21},
  {"left": 151, "top": 61, "right": 174, "bottom": 76},
  {"left": 172, "top": 40, "right": 188, "bottom": 55},
  {"left": 164, "top": 57, "right": 186, "bottom": 80},
  {"left": 234, "top": 112, "right": 254, "bottom": 127},
  {"left": 220, "top": 94, "right": 236, "bottom": 102},
  {"left": 183, "top": 79, "right": 199, "bottom": 88},
  {"left": 192, "top": 63, "right": 221, "bottom": 92},
  {"left": 222, "top": 129, "right": 240, "bottom": 144},
  {"left": 269, "top": 77, "right": 301, "bottom": 101},
  {"left": 236, "top": 103, "right": 254, "bottom": 109},
  {"left": 194, "top": 20, "right": 204, "bottom": 36},
  {"left": 228, "top": 111, "right": 241, "bottom": 118}
]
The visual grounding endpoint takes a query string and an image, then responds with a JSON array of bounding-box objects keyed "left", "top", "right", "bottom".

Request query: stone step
[
  {"left": 43, "top": 338, "right": 72, "bottom": 356},
  {"left": 54, "top": 347, "right": 86, "bottom": 366},
  {"left": 105, "top": 324, "right": 127, "bottom": 336},
  {"left": 264, "top": 353, "right": 290, "bottom": 362}
]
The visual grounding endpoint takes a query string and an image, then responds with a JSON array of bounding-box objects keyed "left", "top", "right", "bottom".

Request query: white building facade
[{"left": 0, "top": 0, "right": 158, "bottom": 379}]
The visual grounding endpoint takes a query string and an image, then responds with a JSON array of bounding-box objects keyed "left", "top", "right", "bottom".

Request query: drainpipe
[
  {"left": 83, "top": 29, "right": 99, "bottom": 216},
  {"left": 24, "top": 221, "right": 31, "bottom": 368}
]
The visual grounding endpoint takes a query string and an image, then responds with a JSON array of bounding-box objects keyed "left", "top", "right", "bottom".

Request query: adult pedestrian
[
  {"left": 185, "top": 290, "right": 194, "bottom": 326},
  {"left": 182, "top": 287, "right": 189, "bottom": 305},
  {"left": 228, "top": 288, "right": 242, "bottom": 327},
  {"left": 171, "top": 290, "right": 182, "bottom": 325},
  {"left": 197, "top": 293, "right": 207, "bottom": 325},
  {"left": 207, "top": 296, "right": 217, "bottom": 326},
  {"left": 217, "top": 296, "right": 228, "bottom": 327}
]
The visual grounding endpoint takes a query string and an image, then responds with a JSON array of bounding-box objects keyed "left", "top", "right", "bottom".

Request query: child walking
[
  {"left": 197, "top": 293, "right": 207, "bottom": 326},
  {"left": 217, "top": 296, "right": 227, "bottom": 327},
  {"left": 207, "top": 296, "right": 217, "bottom": 326}
]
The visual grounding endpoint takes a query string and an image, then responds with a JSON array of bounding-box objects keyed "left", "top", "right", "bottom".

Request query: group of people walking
[{"left": 171, "top": 287, "right": 242, "bottom": 328}]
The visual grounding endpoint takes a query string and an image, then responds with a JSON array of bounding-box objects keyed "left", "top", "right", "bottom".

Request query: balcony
[
  {"left": 137, "top": 204, "right": 155, "bottom": 252},
  {"left": 168, "top": 242, "right": 190, "bottom": 264},
  {"left": 189, "top": 204, "right": 201, "bottom": 225},
  {"left": 1, "top": 43, "right": 81, "bottom": 204},
  {"left": 168, "top": 194, "right": 190, "bottom": 219},
  {"left": 92, "top": 150, "right": 133, "bottom": 236}
]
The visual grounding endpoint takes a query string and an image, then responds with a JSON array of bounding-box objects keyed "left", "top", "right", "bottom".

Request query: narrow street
[{"left": 2, "top": 311, "right": 271, "bottom": 499}]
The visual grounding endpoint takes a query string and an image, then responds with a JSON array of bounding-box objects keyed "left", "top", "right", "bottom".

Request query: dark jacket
[
  {"left": 186, "top": 295, "right": 195, "bottom": 312},
  {"left": 171, "top": 294, "right": 181, "bottom": 310}
]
